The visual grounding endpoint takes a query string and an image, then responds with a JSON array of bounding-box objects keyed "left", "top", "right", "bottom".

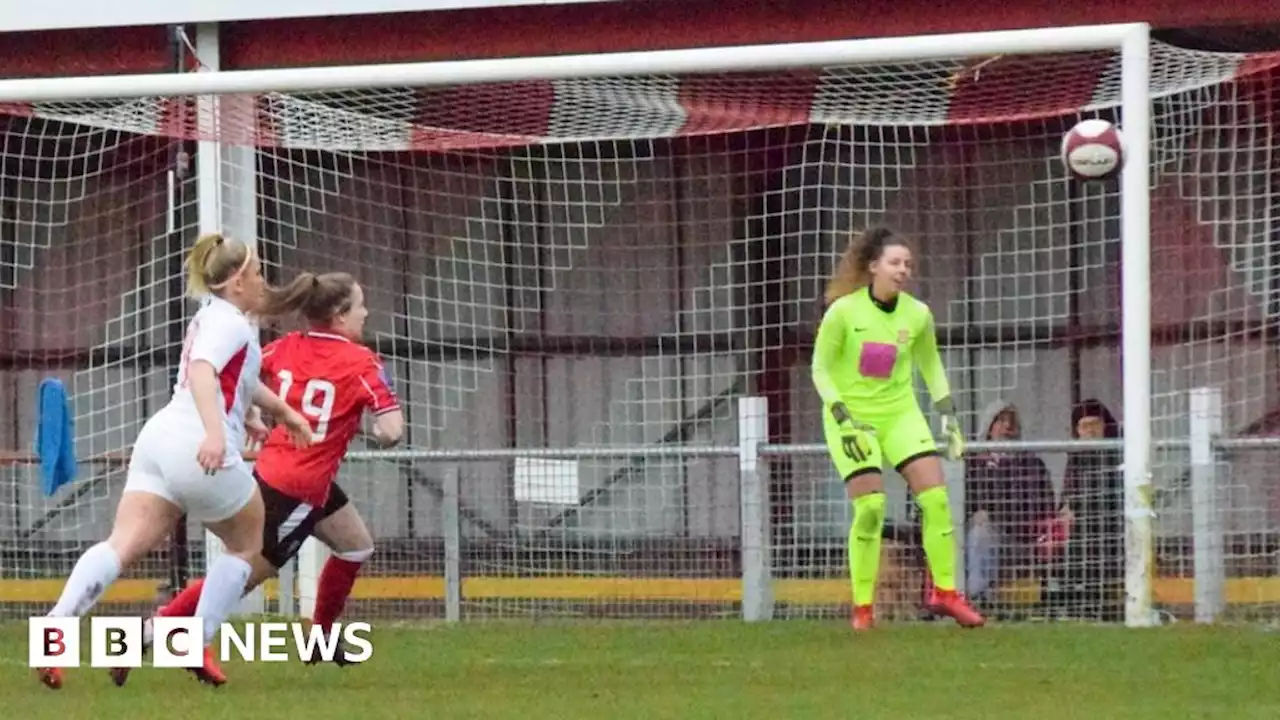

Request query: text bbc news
[{"left": 28, "top": 616, "right": 373, "bottom": 667}]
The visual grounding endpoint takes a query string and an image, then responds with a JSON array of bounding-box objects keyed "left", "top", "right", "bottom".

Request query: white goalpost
[
  {"left": 8, "top": 20, "right": 1280, "bottom": 630},
  {"left": 1118, "top": 24, "right": 1154, "bottom": 628}
]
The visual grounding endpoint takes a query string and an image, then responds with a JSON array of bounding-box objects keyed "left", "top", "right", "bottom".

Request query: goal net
[{"left": 1, "top": 35, "right": 1278, "bottom": 624}]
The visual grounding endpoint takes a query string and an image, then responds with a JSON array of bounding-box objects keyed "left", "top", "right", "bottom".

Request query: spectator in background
[
  {"left": 1052, "top": 398, "right": 1124, "bottom": 621},
  {"left": 963, "top": 401, "right": 1055, "bottom": 607}
]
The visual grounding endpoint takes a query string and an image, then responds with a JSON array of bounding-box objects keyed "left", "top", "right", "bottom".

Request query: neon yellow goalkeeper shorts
[{"left": 821, "top": 404, "right": 937, "bottom": 481}]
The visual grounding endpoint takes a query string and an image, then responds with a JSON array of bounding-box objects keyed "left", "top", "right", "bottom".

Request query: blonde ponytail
[{"left": 185, "top": 232, "right": 250, "bottom": 298}]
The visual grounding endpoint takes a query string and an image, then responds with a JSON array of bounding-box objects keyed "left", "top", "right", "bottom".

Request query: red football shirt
[{"left": 255, "top": 330, "right": 400, "bottom": 507}]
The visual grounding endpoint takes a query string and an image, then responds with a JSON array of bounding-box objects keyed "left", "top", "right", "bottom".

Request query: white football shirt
[{"left": 162, "top": 295, "right": 262, "bottom": 465}]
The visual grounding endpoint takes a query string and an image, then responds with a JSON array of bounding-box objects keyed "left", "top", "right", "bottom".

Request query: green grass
[{"left": 2, "top": 620, "right": 1278, "bottom": 719}]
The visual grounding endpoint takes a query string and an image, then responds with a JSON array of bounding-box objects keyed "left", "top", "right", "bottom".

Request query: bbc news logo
[{"left": 29, "top": 617, "right": 373, "bottom": 667}]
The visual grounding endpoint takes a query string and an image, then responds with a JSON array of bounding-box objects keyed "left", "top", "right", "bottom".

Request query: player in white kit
[{"left": 36, "top": 232, "right": 313, "bottom": 690}]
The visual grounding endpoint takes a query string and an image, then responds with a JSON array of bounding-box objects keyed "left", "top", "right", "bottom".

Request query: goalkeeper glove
[
  {"left": 935, "top": 397, "right": 965, "bottom": 461},
  {"left": 830, "top": 401, "right": 877, "bottom": 434},
  {"left": 830, "top": 402, "right": 876, "bottom": 464},
  {"left": 829, "top": 401, "right": 854, "bottom": 428},
  {"left": 942, "top": 415, "right": 965, "bottom": 460}
]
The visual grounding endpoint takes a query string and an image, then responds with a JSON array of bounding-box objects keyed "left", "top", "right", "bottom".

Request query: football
[{"left": 1060, "top": 119, "right": 1126, "bottom": 181}]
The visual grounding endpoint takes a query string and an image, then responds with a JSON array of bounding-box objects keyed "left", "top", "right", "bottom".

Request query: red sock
[
  {"left": 159, "top": 579, "right": 205, "bottom": 617},
  {"left": 312, "top": 557, "right": 362, "bottom": 629}
]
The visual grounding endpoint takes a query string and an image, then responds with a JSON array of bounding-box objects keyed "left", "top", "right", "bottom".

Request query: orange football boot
[
  {"left": 36, "top": 667, "right": 63, "bottom": 690},
  {"left": 927, "top": 588, "right": 986, "bottom": 628},
  {"left": 851, "top": 604, "right": 875, "bottom": 631},
  {"left": 188, "top": 646, "right": 227, "bottom": 686}
]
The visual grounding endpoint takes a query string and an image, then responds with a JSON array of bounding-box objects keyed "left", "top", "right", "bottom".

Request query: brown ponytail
[
  {"left": 185, "top": 232, "right": 251, "bottom": 298},
  {"left": 824, "top": 226, "right": 901, "bottom": 305},
  {"left": 260, "top": 271, "right": 357, "bottom": 322}
]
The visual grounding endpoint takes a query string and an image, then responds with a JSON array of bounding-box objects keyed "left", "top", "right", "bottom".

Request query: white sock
[
  {"left": 49, "top": 542, "right": 122, "bottom": 617},
  {"left": 194, "top": 555, "right": 252, "bottom": 646}
]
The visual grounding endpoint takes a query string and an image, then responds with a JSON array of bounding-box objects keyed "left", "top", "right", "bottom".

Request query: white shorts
[{"left": 123, "top": 414, "right": 257, "bottom": 523}]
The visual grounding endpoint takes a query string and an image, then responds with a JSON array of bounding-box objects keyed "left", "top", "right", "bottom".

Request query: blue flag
[{"left": 35, "top": 378, "right": 77, "bottom": 497}]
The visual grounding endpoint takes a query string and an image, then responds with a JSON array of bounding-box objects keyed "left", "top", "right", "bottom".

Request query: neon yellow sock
[
  {"left": 848, "top": 493, "right": 886, "bottom": 606},
  {"left": 916, "top": 486, "right": 957, "bottom": 592}
]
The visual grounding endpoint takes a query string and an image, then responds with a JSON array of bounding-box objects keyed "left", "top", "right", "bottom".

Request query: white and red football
[{"left": 1060, "top": 119, "right": 1126, "bottom": 181}]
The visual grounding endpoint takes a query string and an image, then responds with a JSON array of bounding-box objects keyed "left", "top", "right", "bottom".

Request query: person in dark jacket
[
  {"left": 963, "top": 400, "right": 1056, "bottom": 604},
  {"left": 1049, "top": 398, "right": 1124, "bottom": 620}
]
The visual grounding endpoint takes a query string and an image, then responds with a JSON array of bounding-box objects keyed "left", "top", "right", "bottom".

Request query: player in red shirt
[{"left": 111, "top": 271, "right": 403, "bottom": 685}]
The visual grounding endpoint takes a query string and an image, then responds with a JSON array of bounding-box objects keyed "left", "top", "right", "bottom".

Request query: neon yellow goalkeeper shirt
[{"left": 811, "top": 287, "right": 951, "bottom": 415}]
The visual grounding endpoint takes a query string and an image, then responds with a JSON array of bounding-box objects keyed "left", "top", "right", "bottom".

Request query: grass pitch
[{"left": 1, "top": 620, "right": 1277, "bottom": 719}]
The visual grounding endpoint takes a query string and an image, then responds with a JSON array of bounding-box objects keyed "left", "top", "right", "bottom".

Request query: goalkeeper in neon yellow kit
[{"left": 812, "top": 226, "right": 985, "bottom": 630}]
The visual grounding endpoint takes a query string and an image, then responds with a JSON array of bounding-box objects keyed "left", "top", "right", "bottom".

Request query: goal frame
[{"left": 0, "top": 22, "right": 1156, "bottom": 627}]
